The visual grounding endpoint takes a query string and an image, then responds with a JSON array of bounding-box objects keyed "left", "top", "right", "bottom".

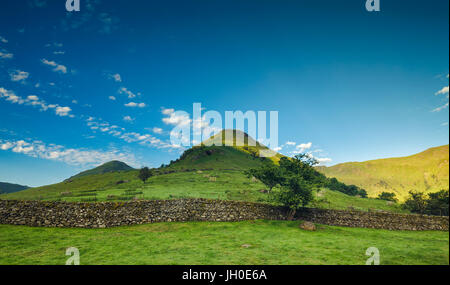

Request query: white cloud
[
  {"left": 123, "top": 115, "right": 134, "bottom": 122},
  {"left": 162, "top": 110, "right": 191, "bottom": 126},
  {"left": 124, "top": 102, "right": 146, "bottom": 108},
  {"left": 273, "top": 146, "right": 282, "bottom": 151},
  {"left": 108, "top": 96, "right": 116, "bottom": 101},
  {"left": 285, "top": 141, "right": 296, "bottom": 146},
  {"left": 296, "top": 142, "right": 312, "bottom": 151},
  {"left": 441, "top": 122, "right": 449, "bottom": 126},
  {"left": 0, "top": 138, "right": 139, "bottom": 167},
  {"left": 55, "top": 106, "right": 72, "bottom": 117},
  {"left": 432, "top": 102, "right": 449, "bottom": 112},
  {"left": 10, "top": 70, "right": 30, "bottom": 82},
  {"left": 1, "top": 87, "right": 74, "bottom": 117},
  {"left": 162, "top": 108, "right": 175, "bottom": 115},
  {"left": 0, "top": 141, "right": 13, "bottom": 150},
  {"left": 41, "top": 58, "right": 68, "bottom": 74},
  {"left": 86, "top": 117, "right": 180, "bottom": 151},
  {"left": 27, "top": 95, "right": 39, "bottom": 101},
  {"left": 119, "top": 87, "right": 138, "bottom": 98},
  {"left": 152, "top": 127, "right": 163, "bottom": 134},
  {"left": 0, "top": 87, "right": 24, "bottom": 104},
  {"left": 435, "top": 86, "right": 449, "bottom": 96},
  {"left": 0, "top": 50, "right": 13, "bottom": 59},
  {"left": 316, "top": 157, "right": 332, "bottom": 164},
  {"left": 112, "top": 73, "right": 122, "bottom": 82},
  {"left": 0, "top": 36, "right": 8, "bottom": 43}
]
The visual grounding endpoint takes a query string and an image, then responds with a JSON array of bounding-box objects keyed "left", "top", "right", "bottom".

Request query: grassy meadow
[{"left": 0, "top": 220, "right": 448, "bottom": 265}]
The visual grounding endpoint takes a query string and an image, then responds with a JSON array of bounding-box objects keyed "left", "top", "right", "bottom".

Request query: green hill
[
  {"left": 317, "top": 145, "right": 449, "bottom": 201},
  {"left": 161, "top": 129, "right": 284, "bottom": 171},
  {"left": 0, "top": 130, "right": 406, "bottom": 213},
  {"left": 0, "top": 182, "right": 29, "bottom": 194},
  {"left": 68, "top": 160, "right": 135, "bottom": 180}
]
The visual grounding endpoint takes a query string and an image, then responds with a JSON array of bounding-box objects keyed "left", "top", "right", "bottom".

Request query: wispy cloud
[
  {"left": 86, "top": 117, "right": 180, "bottom": 150},
  {"left": 124, "top": 102, "right": 146, "bottom": 108},
  {"left": 296, "top": 142, "right": 312, "bottom": 152},
  {"left": 432, "top": 102, "right": 449, "bottom": 112},
  {"left": 161, "top": 108, "right": 191, "bottom": 126},
  {"left": 316, "top": 157, "right": 332, "bottom": 164},
  {"left": 152, "top": 127, "right": 163, "bottom": 134},
  {"left": 119, "top": 87, "right": 138, "bottom": 98},
  {"left": 9, "top": 70, "right": 29, "bottom": 82},
  {"left": 432, "top": 75, "right": 449, "bottom": 112},
  {"left": 0, "top": 88, "right": 74, "bottom": 118},
  {"left": 41, "top": 59, "right": 68, "bottom": 74},
  {"left": 435, "top": 86, "right": 449, "bottom": 96},
  {"left": 0, "top": 36, "right": 8, "bottom": 43},
  {"left": 111, "top": 73, "right": 122, "bottom": 82},
  {"left": 0, "top": 50, "right": 13, "bottom": 59},
  {"left": 0, "top": 138, "right": 139, "bottom": 167},
  {"left": 123, "top": 115, "right": 134, "bottom": 122}
]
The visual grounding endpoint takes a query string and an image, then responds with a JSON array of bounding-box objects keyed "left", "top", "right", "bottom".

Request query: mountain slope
[
  {"left": 317, "top": 145, "right": 449, "bottom": 201},
  {"left": 0, "top": 182, "right": 29, "bottom": 194},
  {"left": 1, "top": 130, "right": 407, "bottom": 213},
  {"left": 69, "top": 161, "right": 135, "bottom": 180},
  {"left": 166, "top": 129, "right": 283, "bottom": 170}
]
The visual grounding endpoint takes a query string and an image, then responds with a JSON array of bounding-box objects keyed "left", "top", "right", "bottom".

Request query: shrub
[{"left": 377, "top": 192, "right": 398, "bottom": 202}]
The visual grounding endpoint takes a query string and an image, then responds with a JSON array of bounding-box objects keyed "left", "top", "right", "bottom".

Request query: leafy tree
[
  {"left": 402, "top": 191, "right": 427, "bottom": 214},
  {"left": 278, "top": 154, "right": 326, "bottom": 187},
  {"left": 245, "top": 164, "right": 284, "bottom": 193},
  {"left": 358, "top": 189, "right": 368, "bottom": 198},
  {"left": 273, "top": 176, "right": 314, "bottom": 220},
  {"left": 377, "top": 192, "right": 398, "bottom": 202},
  {"left": 425, "top": 190, "right": 449, "bottom": 216},
  {"left": 403, "top": 190, "right": 449, "bottom": 216},
  {"left": 138, "top": 167, "right": 153, "bottom": 184}
]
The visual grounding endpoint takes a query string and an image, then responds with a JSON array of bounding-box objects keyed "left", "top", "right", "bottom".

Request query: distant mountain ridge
[
  {"left": 316, "top": 145, "right": 449, "bottom": 201},
  {"left": 0, "top": 182, "right": 29, "bottom": 194},
  {"left": 69, "top": 161, "right": 135, "bottom": 180}
]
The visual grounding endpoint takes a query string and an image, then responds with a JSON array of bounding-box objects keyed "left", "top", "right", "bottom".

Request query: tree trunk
[{"left": 287, "top": 209, "right": 297, "bottom": 221}]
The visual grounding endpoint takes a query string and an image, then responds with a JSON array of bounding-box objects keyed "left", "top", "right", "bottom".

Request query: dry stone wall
[{"left": 0, "top": 199, "right": 448, "bottom": 231}]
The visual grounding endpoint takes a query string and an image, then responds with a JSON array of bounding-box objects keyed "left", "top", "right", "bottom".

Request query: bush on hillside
[
  {"left": 138, "top": 167, "right": 153, "bottom": 184},
  {"left": 377, "top": 192, "right": 398, "bottom": 202},
  {"left": 402, "top": 190, "right": 449, "bottom": 216}
]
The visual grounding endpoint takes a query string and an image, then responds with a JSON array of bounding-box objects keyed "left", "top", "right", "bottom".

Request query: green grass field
[{"left": 0, "top": 220, "right": 447, "bottom": 265}]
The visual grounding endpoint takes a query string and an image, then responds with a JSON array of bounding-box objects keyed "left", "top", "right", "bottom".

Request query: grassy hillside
[
  {"left": 0, "top": 169, "right": 406, "bottom": 213},
  {"left": 1, "top": 221, "right": 447, "bottom": 265},
  {"left": 0, "top": 182, "right": 28, "bottom": 194},
  {"left": 1, "top": 130, "right": 411, "bottom": 213},
  {"left": 317, "top": 145, "right": 449, "bottom": 201},
  {"left": 69, "top": 160, "right": 134, "bottom": 180}
]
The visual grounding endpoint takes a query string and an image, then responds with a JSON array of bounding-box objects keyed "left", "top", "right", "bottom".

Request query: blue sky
[{"left": 0, "top": 0, "right": 448, "bottom": 187}]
